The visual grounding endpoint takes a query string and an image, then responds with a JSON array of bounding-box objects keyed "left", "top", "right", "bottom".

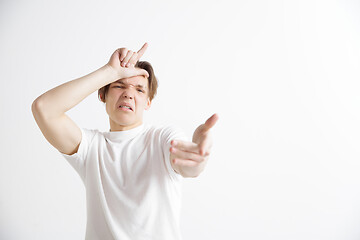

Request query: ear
[
  {"left": 100, "top": 94, "right": 106, "bottom": 103},
  {"left": 144, "top": 98, "right": 151, "bottom": 110}
]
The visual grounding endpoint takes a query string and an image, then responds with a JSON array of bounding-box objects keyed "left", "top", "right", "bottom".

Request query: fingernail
[{"left": 172, "top": 140, "right": 177, "bottom": 146}]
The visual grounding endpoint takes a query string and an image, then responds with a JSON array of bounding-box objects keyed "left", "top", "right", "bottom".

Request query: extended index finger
[
  {"left": 203, "top": 113, "right": 219, "bottom": 132},
  {"left": 137, "top": 42, "right": 148, "bottom": 59}
]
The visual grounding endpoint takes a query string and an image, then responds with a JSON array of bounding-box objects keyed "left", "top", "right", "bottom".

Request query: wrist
[{"left": 101, "top": 64, "right": 121, "bottom": 82}]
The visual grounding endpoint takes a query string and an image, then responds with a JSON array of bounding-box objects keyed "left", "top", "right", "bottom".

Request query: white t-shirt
[{"left": 60, "top": 124, "right": 187, "bottom": 240}]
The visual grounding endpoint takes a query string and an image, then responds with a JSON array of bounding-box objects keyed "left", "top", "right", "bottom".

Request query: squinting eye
[{"left": 137, "top": 89, "right": 144, "bottom": 93}]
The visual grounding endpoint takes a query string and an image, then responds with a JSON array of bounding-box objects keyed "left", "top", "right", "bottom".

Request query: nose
[{"left": 121, "top": 89, "right": 134, "bottom": 99}]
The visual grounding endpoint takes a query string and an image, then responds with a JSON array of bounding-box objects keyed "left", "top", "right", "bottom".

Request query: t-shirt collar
[{"left": 103, "top": 124, "right": 144, "bottom": 142}]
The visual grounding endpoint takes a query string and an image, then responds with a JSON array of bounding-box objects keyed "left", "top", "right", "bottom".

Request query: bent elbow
[{"left": 31, "top": 97, "right": 45, "bottom": 118}]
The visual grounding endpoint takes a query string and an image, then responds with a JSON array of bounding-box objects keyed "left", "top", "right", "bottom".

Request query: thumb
[
  {"left": 131, "top": 67, "right": 149, "bottom": 78},
  {"left": 138, "top": 68, "right": 149, "bottom": 78},
  {"left": 121, "top": 67, "right": 149, "bottom": 79}
]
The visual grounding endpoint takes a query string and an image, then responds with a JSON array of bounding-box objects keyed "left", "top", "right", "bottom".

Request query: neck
[{"left": 109, "top": 118, "right": 143, "bottom": 132}]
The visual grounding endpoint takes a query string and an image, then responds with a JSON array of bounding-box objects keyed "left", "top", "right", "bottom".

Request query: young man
[{"left": 32, "top": 43, "right": 218, "bottom": 240}]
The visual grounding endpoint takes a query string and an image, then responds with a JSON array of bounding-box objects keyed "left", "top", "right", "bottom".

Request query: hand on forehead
[{"left": 115, "top": 77, "right": 148, "bottom": 89}]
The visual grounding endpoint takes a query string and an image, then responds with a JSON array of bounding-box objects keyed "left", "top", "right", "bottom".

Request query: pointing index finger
[
  {"left": 203, "top": 113, "right": 219, "bottom": 132},
  {"left": 137, "top": 42, "right": 148, "bottom": 59}
]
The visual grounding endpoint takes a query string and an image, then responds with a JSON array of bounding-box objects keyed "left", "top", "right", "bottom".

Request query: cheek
[
  {"left": 135, "top": 96, "right": 149, "bottom": 108},
  {"left": 107, "top": 90, "right": 121, "bottom": 101},
  {"left": 105, "top": 93, "right": 119, "bottom": 110}
]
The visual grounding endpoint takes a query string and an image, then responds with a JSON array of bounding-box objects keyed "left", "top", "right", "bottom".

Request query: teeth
[{"left": 120, "top": 105, "right": 131, "bottom": 110}]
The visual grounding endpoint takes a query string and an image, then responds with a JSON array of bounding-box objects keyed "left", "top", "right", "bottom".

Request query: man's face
[{"left": 105, "top": 75, "right": 151, "bottom": 131}]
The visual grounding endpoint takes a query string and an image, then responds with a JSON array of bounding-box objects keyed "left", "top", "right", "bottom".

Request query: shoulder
[
  {"left": 81, "top": 128, "right": 102, "bottom": 142},
  {"left": 143, "top": 124, "right": 188, "bottom": 142}
]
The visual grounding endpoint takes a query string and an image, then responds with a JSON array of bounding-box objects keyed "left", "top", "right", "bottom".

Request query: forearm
[{"left": 33, "top": 65, "right": 117, "bottom": 118}]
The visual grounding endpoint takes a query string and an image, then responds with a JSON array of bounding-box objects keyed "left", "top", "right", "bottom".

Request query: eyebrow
[{"left": 114, "top": 80, "right": 146, "bottom": 90}]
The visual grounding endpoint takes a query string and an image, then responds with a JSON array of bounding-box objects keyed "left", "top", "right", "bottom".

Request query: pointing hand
[{"left": 170, "top": 114, "right": 219, "bottom": 178}]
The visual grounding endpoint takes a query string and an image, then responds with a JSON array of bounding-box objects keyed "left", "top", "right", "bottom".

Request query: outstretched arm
[{"left": 170, "top": 114, "right": 219, "bottom": 178}]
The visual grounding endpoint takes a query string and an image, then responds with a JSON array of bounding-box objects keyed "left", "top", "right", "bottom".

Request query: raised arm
[{"left": 31, "top": 43, "right": 149, "bottom": 155}]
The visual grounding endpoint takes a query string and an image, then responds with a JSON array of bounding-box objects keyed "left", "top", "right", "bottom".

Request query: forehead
[{"left": 112, "top": 76, "right": 148, "bottom": 88}]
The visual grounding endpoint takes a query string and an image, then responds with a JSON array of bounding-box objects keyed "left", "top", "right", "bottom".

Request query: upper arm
[{"left": 32, "top": 99, "right": 82, "bottom": 155}]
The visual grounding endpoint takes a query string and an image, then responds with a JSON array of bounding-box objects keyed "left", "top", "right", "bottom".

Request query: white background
[{"left": 1, "top": 0, "right": 360, "bottom": 239}]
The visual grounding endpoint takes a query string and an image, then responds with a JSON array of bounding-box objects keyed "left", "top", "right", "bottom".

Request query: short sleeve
[
  {"left": 59, "top": 127, "right": 96, "bottom": 182},
  {"left": 160, "top": 126, "right": 188, "bottom": 181}
]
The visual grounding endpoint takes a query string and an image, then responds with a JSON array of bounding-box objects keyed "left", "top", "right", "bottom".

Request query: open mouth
[{"left": 118, "top": 105, "right": 133, "bottom": 111}]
